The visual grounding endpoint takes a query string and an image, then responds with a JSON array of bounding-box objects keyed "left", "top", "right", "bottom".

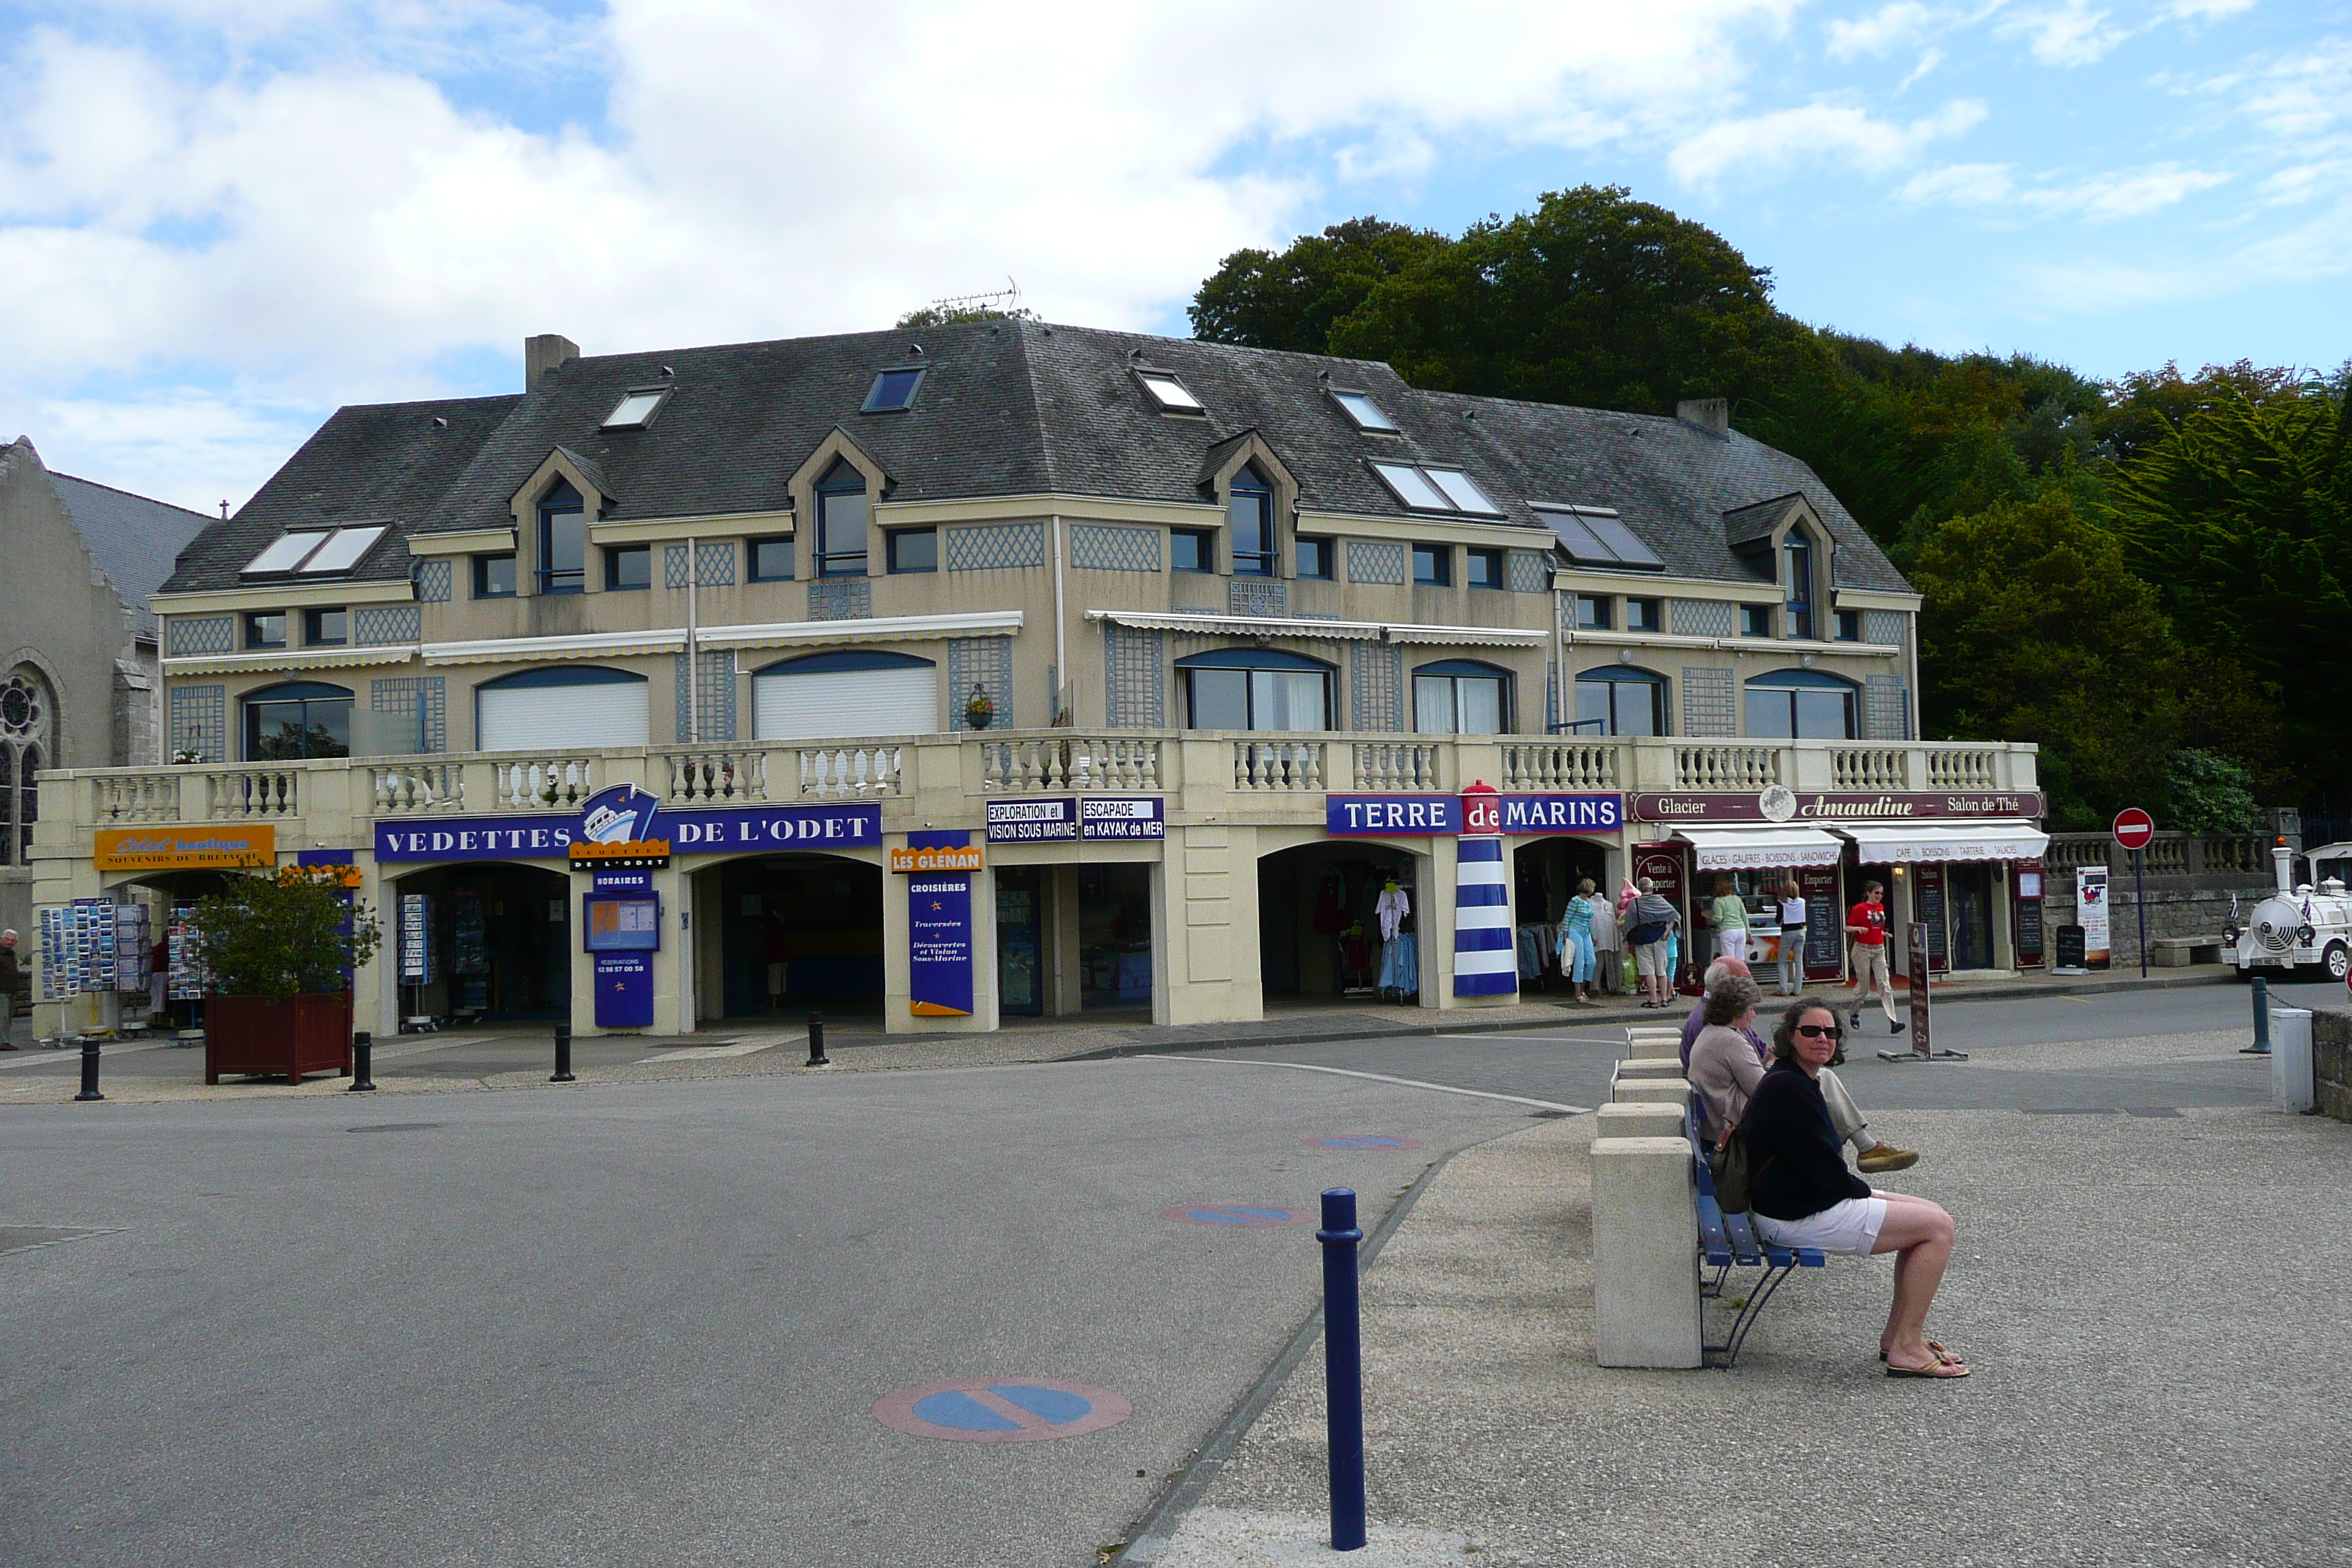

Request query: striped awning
[
  {"left": 1670, "top": 826, "right": 1846, "bottom": 870},
  {"left": 1836, "top": 821, "right": 2051, "bottom": 864}
]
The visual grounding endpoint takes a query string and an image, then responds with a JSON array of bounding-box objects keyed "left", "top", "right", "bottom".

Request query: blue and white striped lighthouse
[{"left": 1452, "top": 780, "right": 1516, "bottom": 998}]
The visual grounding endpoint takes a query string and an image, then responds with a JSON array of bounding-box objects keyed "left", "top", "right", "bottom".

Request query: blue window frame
[
  {"left": 474, "top": 554, "right": 516, "bottom": 598},
  {"left": 1413, "top": 543, "right": 1450, "bottom": 586},
  {"left": 887, "top": 528, "right": 938, "bottom": 573},
  {"left": 1228, "top": 464, "right": 1275, "bottom": 577},
  {"left": 1172, "top": 528, "right": 1215, "bottom": 573},
  {"left": 538, "top": 479, "right": 586, "bottom": 595},
  {"left": 1573, "top": 667, "right": 1667, "bottom": 736},
  {"left": 1745, "top": 669, "right": 1856, "bottom": 739},
  {"left": 815, "top": 459, "right": 869, "bottom": 577},
  {"left": 863, "top": 367, "right": 924, "bottom": 412},
  {"left": 605, "top": 545, "right": 650, "bottom": 590},
  {"left": 1295, "top": 536, "right": 1333, "bottom": 579},
  {"left": 1466, "top": 548, "right": 1504, "bottom": 589},
  {"left": 749, "top": 536, "right": 794, "bottom": 581},
  {"left": 1783, "top": 533, "right": 1815, "bottom": 641},
  {"left": 1176, "top": 648, "right": 1333, "bottom": 731},
  {"left": 244, "top": 681, "right": 353, "bottom": 761}
]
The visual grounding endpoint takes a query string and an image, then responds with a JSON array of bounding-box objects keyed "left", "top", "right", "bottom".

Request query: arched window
[
  {"left": 1412, "top": 659, "right": 1512, "bottom": 735},
  {"left": 1177, "top": 648, "right": 1332, "bottom": 732},
  {"left": 538, "top": 479, "right": 586, "bottom": 595},
  {"left": 753, "top": 649, "right": 936, "bottom": 739},
  {"left": 815, "top": 459, "right": 870, "bottom": 578},
  {"left": 1574, "top": 666, "right": 1667, "bottom": 736},
  {"left": 475, "top": 666, "right": 649, "bottom": 751},
  {"left": 1228, "top": 464, "right": 1275, "bottom": 578},
  {"left": 0, "top": 671, "right": 53, "bottom": 865},
  {"left": 244, "top": 681, "right": 353, "bottom": 761},
  {"left": 1746, "top": 668, "right": 1855, "bottom": 739}
]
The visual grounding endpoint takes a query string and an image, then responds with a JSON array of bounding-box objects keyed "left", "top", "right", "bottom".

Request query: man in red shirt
[{"left": 1845, "top": 881, "right": 1905, "bottom": 1035}]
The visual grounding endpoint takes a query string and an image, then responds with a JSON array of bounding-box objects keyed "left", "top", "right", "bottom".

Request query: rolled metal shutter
[
  {"left": 754, "top": 666, "right": 937, "bottom": 740},
  {"left": 477, "top": 680, "right": 650, "bottom": 751}
]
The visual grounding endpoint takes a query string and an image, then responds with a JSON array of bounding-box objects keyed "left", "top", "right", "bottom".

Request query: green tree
[
  {"left": 1908, "top": 490, "right": 2185, "bottom": 829},
  {"left": 1190, "top": 217, "right": 1447, "bottom": 353},
  {"left": 2163, "top": 748, "right": 2264, "bottom": 834},
  {"left": 2101, "top": 377, "right": 2352, "bottom": 800}
]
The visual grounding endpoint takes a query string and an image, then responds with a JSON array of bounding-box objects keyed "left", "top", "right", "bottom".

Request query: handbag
[
  {"left": 1628, "top": 919, "right": 1668, "bottom": 946},
  {"left": 1709, "top": 1122, "right": 1776, "bottom": 1215}
]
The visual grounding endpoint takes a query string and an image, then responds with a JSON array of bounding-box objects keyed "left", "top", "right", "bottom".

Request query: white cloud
[
  {"left": 1901, "top": 159, "right": 2227, "bottom": 218},
  {"left": 1825, "top": 2, "right": 1940, "bottom": 61},
  {"left": 1996, "top": 1, "right": 2125, "bottom": 67},
  {"left": 1895, "top": 46, "right": 1946, "bottom": 92},
  {"left": 1667, "top": 97, "right": 1986, "bottom": 184},
  {"left": 1897, "top": 161, "right": 2016, "bottom": 204}
]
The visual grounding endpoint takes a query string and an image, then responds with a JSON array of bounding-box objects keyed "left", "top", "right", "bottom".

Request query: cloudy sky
[{"left": 1, "top": 0, "right": 2344, "bottom": 512}]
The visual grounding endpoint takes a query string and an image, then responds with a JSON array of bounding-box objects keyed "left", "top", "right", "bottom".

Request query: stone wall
[
  {"left": 2054, "top": 875, "right": 2273, "bottom": 949},
  {"left": 2314, "top": 1007, "right": 2352, "bottom": 1123}
]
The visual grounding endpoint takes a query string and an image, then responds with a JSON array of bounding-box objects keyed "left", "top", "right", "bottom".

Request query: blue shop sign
[
  {"left": 1499, "top": 794, "right": 1623, "bottom": 834},
  {"left": 1326, "top": 796, "right": 1462, "bottom": 836},
  {"left": 907, "top": 831, "right": 975, "bottom": 1017},
  {"left": 374, "top": 802, "right": 882, "bottom": 862}
]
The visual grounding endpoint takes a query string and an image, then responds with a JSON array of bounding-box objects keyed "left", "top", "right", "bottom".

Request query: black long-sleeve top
[{"left": 1743, "top": 1062, "right": 1871, "bottom": 1221}]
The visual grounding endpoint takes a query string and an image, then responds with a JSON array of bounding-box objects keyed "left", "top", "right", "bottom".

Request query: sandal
[
  {"left": 1886, "top": 1355, "right": 1970, "bottom": 1379},
  {"left": 1880, "top": 1342, "right": 1959, "bottom": 1365}
]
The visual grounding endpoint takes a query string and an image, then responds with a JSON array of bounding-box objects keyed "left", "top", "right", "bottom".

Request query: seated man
[{"left": 1683, "top": 960, "right": 1918, "bottom": 1175}]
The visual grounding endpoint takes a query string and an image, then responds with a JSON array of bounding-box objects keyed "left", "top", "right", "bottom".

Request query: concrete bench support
[
  {"left": 1591, "top": 1136, "right": 1702, "bottom": 1368},
  {"left": 1595, "top": 1101, "right": 1685, "bottom": 1140},
  {"left": 2151, "top": 937, "right": 2223, "bottom": 967},
  {"left": 1615, "top": 1058, "right": 1686, "bottom": 1082},
  {"left": 1626, "top": 1028, "right": 1682, "bottom": 1062},
  {"left": 1613, "top": 1074, "right": 1693, "bottom": 1106}
]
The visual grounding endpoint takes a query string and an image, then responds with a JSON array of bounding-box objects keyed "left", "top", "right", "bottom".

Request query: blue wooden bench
[{"left": 1686, "top": 1101, "right": 1825, "bottom": 1368}]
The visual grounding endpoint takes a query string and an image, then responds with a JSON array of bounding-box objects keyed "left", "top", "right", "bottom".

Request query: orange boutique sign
[
  {"left": 889, "top": 843, "right": 984, "bottom": 874},
  {"left": 94, "top": 826, "right": 276, "bottom": 872}
]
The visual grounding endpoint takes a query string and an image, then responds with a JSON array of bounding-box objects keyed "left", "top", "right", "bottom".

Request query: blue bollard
[
  {"left": 2244, "top": 975, "right": 2271, "bottom": 1055},
  {"left": 1318, "top": 1187, "right": 1367, "bottom": 1553}
]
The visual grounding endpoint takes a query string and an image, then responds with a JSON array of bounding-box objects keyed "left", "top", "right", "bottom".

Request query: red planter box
[{"left": 205, "top": 994, "right": 353, "bottom": 1085}]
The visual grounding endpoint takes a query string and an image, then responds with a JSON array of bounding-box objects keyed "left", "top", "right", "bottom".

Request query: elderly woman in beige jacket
[{"left": 1687, "top": 976, "right": 1919, "bottom": 1175}]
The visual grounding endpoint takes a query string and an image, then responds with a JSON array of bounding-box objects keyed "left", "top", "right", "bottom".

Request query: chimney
[
  {"left": 525, "top": 333, "right": 580, "bottom": 390},
  {"left": 1676, "top": 397, "right": 1729, "bottom": 436}
]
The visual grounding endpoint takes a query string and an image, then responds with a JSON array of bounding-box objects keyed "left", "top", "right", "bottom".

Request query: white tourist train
[{"left": 2226, "top": 843, "right": 2352, "bottom": 981}]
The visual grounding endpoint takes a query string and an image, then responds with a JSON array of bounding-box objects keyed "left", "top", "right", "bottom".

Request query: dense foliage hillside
[{"left": 1191, "top": 186, "right": 2348, "bottom": 833}]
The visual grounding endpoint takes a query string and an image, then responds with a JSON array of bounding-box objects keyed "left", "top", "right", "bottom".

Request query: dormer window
[
  {"left": 1332, "top": 389, "right": 1398, "bottom": 434},
  {"left": 1136, "top": 369, "right": 1205, "bottom": 415},
  {"left": 538, "top": 480, "right": 586, "bottom": 595},
  {"left": 1228, "top": 464, "right": 1275, "bottom": 577},
  {"left": 1782, "top": 532, "right": 1816, "bottom": 641},
  {"left": 862, "top": 367, "right": 925, "bottom": 412},
  {"left": 602, "top": 388, "right": 668, "bottom": 429},
  {"left": 815, "top": 459, "right": 869, "bottom": 577}
]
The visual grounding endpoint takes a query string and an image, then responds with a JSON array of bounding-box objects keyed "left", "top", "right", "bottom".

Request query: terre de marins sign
[
  {"left": 1628, "top": 791, "right": 2046, "bottom": 823},
  {"left": 1324, "top": 794, "right": 1622, "bottom": 837}
]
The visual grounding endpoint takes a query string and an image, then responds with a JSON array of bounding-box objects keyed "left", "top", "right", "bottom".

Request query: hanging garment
[
  {"left": 1517, "top": 924, "right": 1545, "bottom": 979},
  {"left": 1376, "top": 883, "right": 1411, "bottom": 941},
  {"left": 1378, "top": 932, "right": 1420, "bottom": 993},
  {"left": 1313, "top": 867, "right": 1346, "bottom": 935}
]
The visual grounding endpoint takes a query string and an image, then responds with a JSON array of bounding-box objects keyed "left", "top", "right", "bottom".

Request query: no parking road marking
[
  {"left": 872, "top": 1379, "right": 1132, "bottom": 1443},
  {"left": 1160, "top": 1205, "right": 1313, "bottom": 1226},
  {"left": 1306, "top": 1134, "right": 1423, "bottom": 1150}
]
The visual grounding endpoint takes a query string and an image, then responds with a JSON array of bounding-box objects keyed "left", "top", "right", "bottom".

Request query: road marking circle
[
  {"left": 1158, "top": 1204, "right": 1313, "bottom": 1226},
  {"left": 1305, "top": 1134, "right": 1423, "bottom": 1150},
  {"left": 872, "top": 1379, "right": 1133, "bottom": 1442}
]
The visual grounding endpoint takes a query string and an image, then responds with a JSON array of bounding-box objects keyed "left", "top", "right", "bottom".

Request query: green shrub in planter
[{"left": 192, "top": 868, "right": 382, "bottom": 1003}]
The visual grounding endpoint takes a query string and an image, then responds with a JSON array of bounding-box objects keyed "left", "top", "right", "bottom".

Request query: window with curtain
[
  {"left": 1412, "top": 660, "right": 1511, "bottom": 734},
  {"left": 1227, "top": 464, "right": 1275, "bottom": 576},
  {"left": 816, "top": 459, "right": 869, "bottom": 576},
  {"left": 1574, "top": 668, "right": 1667, "bottom": 736},
  {"left": 1179, "top": 650, "right": 1332, "bottom": 731},
  {"left": 1746, "top": 670, "right": 1856, "bottom": 739}
]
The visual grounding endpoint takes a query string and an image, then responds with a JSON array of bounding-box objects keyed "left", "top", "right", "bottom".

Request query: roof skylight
[
  {"left": 603, "top": 389, "right": 668, "bottom": 429},
  {"left": 1136, "top": 370, "right": 1205, "bottom": 413},
  {"left": 241, "top": 532, "right": 328, "bottom": 574},
  {"left": 1332, "top": 390, "right": 1397, "bottom": 434},
  {"left": 1536, "top": 505, "right": 1665, "bottom": 571},
  {"left": 297, "top": 524, "right": 387, "bottom": 574},
  {"left": 1424, "top": 468, "right": 1502, "bottom": 515},
  {"left": 863, "top": 366, "right": 925, "bottom": 412},
  {"left": 239, "top": 525, "right": 389, "bottom": 577}
]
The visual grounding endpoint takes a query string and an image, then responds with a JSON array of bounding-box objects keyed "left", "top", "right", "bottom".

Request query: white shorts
[{"left": 1752, "top": 1196, "right": 1888, "bottom": 1256}]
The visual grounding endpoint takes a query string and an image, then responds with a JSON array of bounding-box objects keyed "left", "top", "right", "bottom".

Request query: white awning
[
  {"left": 1670, "top": 825, "right": 1846, "bottom": 870},
  {"left": 1836, "top": 821, "right": 2050, "bottom": 864},
  {"left": 1382, "top": 623, "right": 1550, "bottom": 647},
  {"left": 1087, "top": 610, "right": 1386, "bottom": 641}
]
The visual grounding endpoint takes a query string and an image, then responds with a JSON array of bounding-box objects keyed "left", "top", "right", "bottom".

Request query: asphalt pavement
[{"left": 0, "top": 1060, "right": 1532, "bottom": 1568}]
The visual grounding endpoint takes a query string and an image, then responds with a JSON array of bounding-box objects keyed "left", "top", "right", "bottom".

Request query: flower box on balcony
[{"left": 204, "top": 992, "right": 353, "bottom": 1086}]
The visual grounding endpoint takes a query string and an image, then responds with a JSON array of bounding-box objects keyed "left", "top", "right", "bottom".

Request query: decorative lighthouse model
[{"left": 1452, "top": 780, "right": 1517, "bottom": 999}]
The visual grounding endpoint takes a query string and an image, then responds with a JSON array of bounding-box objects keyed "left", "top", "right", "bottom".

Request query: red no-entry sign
[{"left": 2112, "top": 807, "right": 2156, "bottom": 851}]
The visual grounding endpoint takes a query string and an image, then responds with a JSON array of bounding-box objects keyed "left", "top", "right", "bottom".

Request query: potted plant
[
  {"left": 193, "top": 867, "right": 381, "bottom": 1085},
  {"left": 965, "top": 682, "right": 995, "bottom": 731}
]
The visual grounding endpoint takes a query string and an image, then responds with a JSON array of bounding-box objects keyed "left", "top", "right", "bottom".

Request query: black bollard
[
  {"left": 807, "top": 1011, "right": 829, "bottom": 1067},
  {"left": 2244, "top": 975, "right": 2272, "bottom": 1055},
  {"left": 551, "top": 1022, "right": 575, "bottom": 1082},
  {"left": 75, "top": 1039, "right": 105, "bottom": 1102},
  {"left": 1318, "top": 1187, "right": 1367, "bottom": 1553},
  {"left": 349, "top": 1030, "right": 376, "bottom": 1092}
]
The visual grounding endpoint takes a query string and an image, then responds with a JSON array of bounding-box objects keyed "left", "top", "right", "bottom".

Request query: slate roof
[
  {"left": 21, "top": 453, "right": 213, "bottom": 633},
  {"left": 160, "top": 322, "right": 1912, "bottom": 596}
]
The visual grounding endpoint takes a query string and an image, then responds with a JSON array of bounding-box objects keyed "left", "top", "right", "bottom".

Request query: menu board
[
  {"left": 1799, "top": 864, "right": 1844, "bottom": 981},
  {"left": 1915, "top": 864, "right": 1949, "bottom": 972},
  {"left": 2013, "top": 867, "right": 2046, "bottom": 968}
]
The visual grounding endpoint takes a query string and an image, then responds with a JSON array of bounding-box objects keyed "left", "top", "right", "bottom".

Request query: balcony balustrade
[{"left": 48, "top": 731, "right": 2041, "bottom": 858}]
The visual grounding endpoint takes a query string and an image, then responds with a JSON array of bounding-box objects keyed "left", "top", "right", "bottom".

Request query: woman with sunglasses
[{"left": 1738, "top": 998, "right": 1967, "bottom": 1379}]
